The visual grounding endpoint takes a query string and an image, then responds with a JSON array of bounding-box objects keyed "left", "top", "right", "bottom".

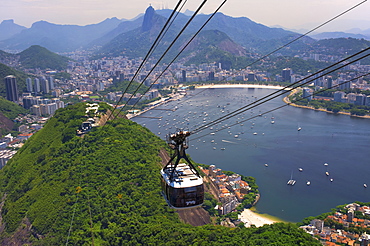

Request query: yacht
[
  {"left": 364, "top": 184, "right": 368, "bottom": 188},
  {"left": 298, "top": 168, "right": 303, "bottom": 172},
  {"left": 306, "top": 180, "right": 311, "bottom": 186}
]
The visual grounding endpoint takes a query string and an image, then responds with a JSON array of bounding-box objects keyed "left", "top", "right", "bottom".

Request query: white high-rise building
[
  {"left": 26, "top": 78, "right": 33, "bottom": 92},
  {"left": 34, "top": 78, "right": 41, "bottom": 93},
  {"left": 48, "top": 76, "right": 54, "bottom": 90}
]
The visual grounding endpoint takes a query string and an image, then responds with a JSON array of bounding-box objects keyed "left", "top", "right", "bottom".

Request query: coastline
[
  {"left": 196, "top": 84, "right": 287, "bottom": 90},
  {"left": 197, "top": 84, "right": 370, "bottom": 119},
  {"left": 283, "top": 89, "right": 370, "bottom": 119},
  {"left": 239, "top": 208, "right": 284, "bottom": 227}
]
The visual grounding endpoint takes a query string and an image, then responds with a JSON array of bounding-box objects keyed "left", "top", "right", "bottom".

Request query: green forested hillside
[
  {"left": 0, "top": 96, "right": 28, "bottom": 136},
  {"left": 0, "top": 96, "right": 28, "bottom": 119},
  {"left": 0, "top": 102, "right": 320, "bottom": 245},
  {"left": 18, "top": 45, "right": 70, "bottom": 70}
]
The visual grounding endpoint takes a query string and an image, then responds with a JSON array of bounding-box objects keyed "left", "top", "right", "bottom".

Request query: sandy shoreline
[
  {"left": 196, "top": 84, "right": 287, "bottom": 90},
  {"left": 239, "top": 209, "right": 282, "bottom": 227}
]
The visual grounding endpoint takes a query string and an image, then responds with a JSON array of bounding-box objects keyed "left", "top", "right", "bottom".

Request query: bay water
[{"left": 132, "top": 87, "right": 370, "bottom": 222}]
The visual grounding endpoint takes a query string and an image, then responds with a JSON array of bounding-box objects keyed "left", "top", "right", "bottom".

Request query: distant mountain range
[
  {"left": 310, "top": 32, "right": 370, "bottom": 40},
  {"left": 0, "top": 6, "right": 310, "bottom": 56},
  {"left": 0, "top": 18, "right": 122, "bottom": 52},
  {"left": 0, "top": 20, "right": 26, "bottom": 41},
  {"left": 1, "top": 6, "right": 370, "bottom": 67}
]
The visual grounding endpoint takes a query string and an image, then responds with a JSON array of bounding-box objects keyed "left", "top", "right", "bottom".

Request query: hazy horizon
[{"left": 1, "top": 0, "right": 370, "bottom": 33}]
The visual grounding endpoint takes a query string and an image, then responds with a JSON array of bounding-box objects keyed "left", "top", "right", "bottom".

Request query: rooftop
[{"left": 161, "top": 163, "right": 203, "bottom": 188}]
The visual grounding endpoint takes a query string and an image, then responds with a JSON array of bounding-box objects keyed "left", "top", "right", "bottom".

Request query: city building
[
  {"left": 282, "top": 68, "right": 292, "bottom": 82},
  {"left": 182, "top": 70, "right": 186, "bottom": 82},
  {"left": 26, "top": 77, "right": 33, "bottom": 92},
  {"left": 48, "top": 76, "right": 54, "bottom": 90},
  {"left": 4, "top": 75, "right": 18, "bottom": 102},
  {"left": 302, "top": 87, "right": 313, "bottom": 101},
  {"left": 333, "top": 91, "right": 346, "bottom": 103},
  {"left": 34, "top": 78, "right": 41, "bottom": 93},
  {"left": 40, "top": 76, "right": 50, "bottom": 94}
]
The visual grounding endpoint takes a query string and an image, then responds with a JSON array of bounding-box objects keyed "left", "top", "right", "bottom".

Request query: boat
[
  {"left": 325, "top": 171, "right": 329, "bottom": 176},
  {"left": 234, "top": 135, "right": 239, "bottom": 138},
  {"left": 330, "top": 178, "right": 334, "bottom": 182},
  {"left": 253, "top": 132, "right": 257, "bottom": 135},
  {"left": 264, "top": 163, "right": 268, "bottom": 167},
  {"left": 298, "top": 168, "right": 303, "bottom": 172},
  {"left": 271, "top": 120, "right": 275, "bottom": 124},
  {"left": 220, "top": 148, "right": 226, "bottom": 150},
  {"left": 364, "top": 184, "right": 368, "bottom": 188},
  {"left": 287, "top": 171, "right": 296, "bottom": 186},
  {"left": 324, "top": 163, "right": 329, "bottom": 166},
  {"left": 298, "top": 127, "right": 302, "bottom": 131},
  {"left": 306, "top": 180, "right": 311, "bottom": 186}
]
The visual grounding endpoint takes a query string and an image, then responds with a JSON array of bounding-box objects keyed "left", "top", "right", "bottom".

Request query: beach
[
  {"left": 196, "top": 84, "right": 286, "bottom": 90},
  {"left": 239, "top": 209, "right": 280, "bottom": 227}
]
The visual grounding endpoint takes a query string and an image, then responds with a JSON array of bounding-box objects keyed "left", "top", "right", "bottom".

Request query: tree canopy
[{"left": 0, "top": 102, "right": 320, "bottom": 245}]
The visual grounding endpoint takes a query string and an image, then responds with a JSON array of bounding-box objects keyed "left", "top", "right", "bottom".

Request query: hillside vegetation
[
  {"left": 0, "top": 63, "right": 28, "bottom": 97},
  {"left": 18, "top": 45, "right": 70, "bottom": 70},
  {"left": 0, "top": 102, "right": 320, "bottom": 245},
  {"left": 0, "top": 96, "right": 28, "bottom": 136}
]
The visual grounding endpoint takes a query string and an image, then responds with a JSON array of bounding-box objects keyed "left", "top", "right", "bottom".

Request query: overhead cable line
[
  {"left": 104, "top": 0, "right": 184, "bottom": 124},
  {"left": 243, "top": 0, "right": 367, "bottom": 69},
  {"left": 65, "top": 181, "right": 81, "bottom": 246},
  {"left": 190, "top": 71, "right": 370, "bottom": 141},
  {"left": 125, "top": 0, "right": 228, "bottom": 113},
  {"left": 111, "top": 0, "right": 211, "bottom": 118},
  {"left": 187, "top": 0, "right": 367, "bottom": 100},
  {"left": 132, "top": 0, "right": 367, "bottom": 120},
  {"left": 190, "top": 47, "right": 370, "bottom": 134}
]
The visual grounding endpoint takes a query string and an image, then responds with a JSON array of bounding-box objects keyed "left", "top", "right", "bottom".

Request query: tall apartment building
[{"left": 4, "top": 75, "right": 18, "bottom": 102}]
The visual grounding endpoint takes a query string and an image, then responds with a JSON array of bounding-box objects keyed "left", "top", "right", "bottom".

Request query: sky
[{"left": 1, "top": 0, "right": 370, "bottom": 32}]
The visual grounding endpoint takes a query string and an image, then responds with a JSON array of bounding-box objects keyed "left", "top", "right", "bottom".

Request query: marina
[{"left": 133, "top": 87, "right": 370, "bottom": 222}]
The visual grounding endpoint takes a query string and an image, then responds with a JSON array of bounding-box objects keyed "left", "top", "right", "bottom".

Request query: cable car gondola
[
  {"left": 161, "top": 130, "right": 204, "bottom": 209},
  {"left": 76, "top": 121, "right": 92, "bottom": 136}
]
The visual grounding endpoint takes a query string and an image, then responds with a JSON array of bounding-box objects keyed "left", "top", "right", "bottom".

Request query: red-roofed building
[{"left": 17, "top": 133, "right": 33, "bottom": 140}]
